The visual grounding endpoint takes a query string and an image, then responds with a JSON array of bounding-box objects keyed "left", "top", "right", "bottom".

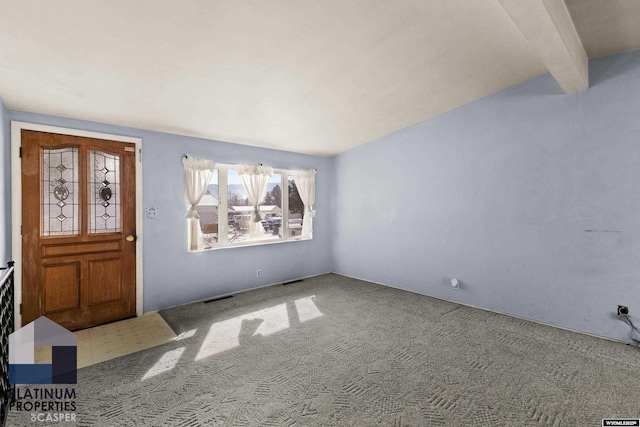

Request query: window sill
[{"left": 190, "top": 235, "right": 312, "bottom": 253}]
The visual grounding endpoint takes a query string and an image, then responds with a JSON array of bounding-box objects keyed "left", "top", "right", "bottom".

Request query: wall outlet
[
  {"left": 618, "top": 305, "right": 629, "bottom": 316},
  {"left": 256, "top": 269, "right": 261, "bottom": 278},
  {"left": 145, "top": 206, "right": 160, "bottom": 219}
]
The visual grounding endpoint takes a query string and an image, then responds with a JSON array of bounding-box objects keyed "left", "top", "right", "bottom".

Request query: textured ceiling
[{"left": 1, "top": 0, "right": 639, "bottom": 156}]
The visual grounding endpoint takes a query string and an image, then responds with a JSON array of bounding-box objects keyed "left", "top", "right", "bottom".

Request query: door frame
[{"left": 11, "top": 121, "right": 144, "bottom": 328}]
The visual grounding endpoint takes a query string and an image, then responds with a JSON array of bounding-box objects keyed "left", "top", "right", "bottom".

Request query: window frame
[{"left": 195, "top": 163, "right": 312, "bottom": 251}]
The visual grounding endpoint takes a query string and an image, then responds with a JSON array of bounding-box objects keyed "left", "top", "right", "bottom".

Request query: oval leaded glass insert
[
  {"left": 99, "top": 187, "right": 112, "bottom": 201},
  {"left": 53, "top": 185, "right": 70, "bottom": 201},
  {"left": 90, "top": 150, "right": 121, "bottom": 233},
  {"left": 42, "top": 147, "right": 79, "bottom": 236}
]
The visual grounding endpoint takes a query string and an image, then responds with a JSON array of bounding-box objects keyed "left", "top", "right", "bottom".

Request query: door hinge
[
  {"left": 20, "top": 303, "right": 22, "bottom": 314},
  {"left": 20, "top": 225, "right": 22, "bottom": 235},
  {"left": 19, "top": 146, "right": 22, "bottom": 158}
]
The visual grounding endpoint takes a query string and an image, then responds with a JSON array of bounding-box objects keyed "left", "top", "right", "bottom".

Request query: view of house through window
[
  {"left": 196, "top": 170, "right": 219, "bottom": 247},
  {"left": 192, "top": 165, "right": 313, "bottom": 250},
  {"left": 227, "top": 169, "right": 282, "bottom": 244}
]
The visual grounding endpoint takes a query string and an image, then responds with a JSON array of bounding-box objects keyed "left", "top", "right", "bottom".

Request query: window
[
  {"left": 288, "top": 175, "right": 304, "bottom": 238},
  {"left": 195, "top": 170, "right": 219, "bottom": 247},
  {"left": 227, "top": 169, "right": 282, "bottom": 244},
  {"left": 185, "top": 158, "right": 315, "bottom": 251}
]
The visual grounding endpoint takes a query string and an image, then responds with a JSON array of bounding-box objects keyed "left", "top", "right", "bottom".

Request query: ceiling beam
[{"left": 497, "top": 0, "right": 588, "bottom": 93}]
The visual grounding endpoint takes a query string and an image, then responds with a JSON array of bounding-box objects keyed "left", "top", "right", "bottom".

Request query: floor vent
[
  {"left": 204, "top": 295, "right": 233, "bottom": 304},
  {"left": 282, "top": 279, "right": 303, "bottom": 286},
  {"left": 441, "top": 306, "right": 460, "bottom": 316}
]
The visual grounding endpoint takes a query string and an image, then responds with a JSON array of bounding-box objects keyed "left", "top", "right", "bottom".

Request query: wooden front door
[{"left": 21, "top": 130, "right": 137, "bottom": 330}]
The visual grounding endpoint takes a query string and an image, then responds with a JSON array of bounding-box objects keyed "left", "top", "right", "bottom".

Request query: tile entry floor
[{"left": 67, "top": 312, "right": 176, "bottom": 368}]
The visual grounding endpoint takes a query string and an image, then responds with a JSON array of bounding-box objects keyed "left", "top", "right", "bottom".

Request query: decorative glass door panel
[
  {"left": 89, "top": 150, "right": 121, "bottom": 234},
  {"left": 42, "top": 147, "right": 79, "bottom": 236}
]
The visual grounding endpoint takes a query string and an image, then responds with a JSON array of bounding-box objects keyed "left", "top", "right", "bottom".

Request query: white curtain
[
  {"left": 183, "top": 155, "right": 215, "bottom": 251},
  {"left": 238, "top": 164, "right": 273, "bottom": 237},
  {"left": 292, "top": 169, "right": 316, "bottom": 238}
]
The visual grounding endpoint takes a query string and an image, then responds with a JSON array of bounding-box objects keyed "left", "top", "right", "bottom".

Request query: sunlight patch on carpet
[
  {"left": 142, "top": 347, "right": 186, "bottom": 380},
  {"left": 196, "top": 297, "right": 323, "bottom": 361},
  {"left": 175, "top": 329, "right": 197, "bottom": 341},
  {"left": 295, "top": 296, "right": 323, "bottom": 323}
]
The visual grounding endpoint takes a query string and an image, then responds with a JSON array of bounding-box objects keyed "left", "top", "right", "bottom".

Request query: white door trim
[{"left": 11, "top": 121, "right": 144, "bottom": 328}]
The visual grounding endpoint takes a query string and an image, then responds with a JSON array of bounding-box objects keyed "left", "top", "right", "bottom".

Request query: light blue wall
[
  {"left": 6, "top": 110, "right": 332, "bottom": 311},
  {"left": 0, "top": 95, "right": 8, "bottom": 265},
  {"left": 5, "top": 49, "right": 640, "bottom": 343},
  {"left": 332, "top": 49, "right": 640, "bottom": 343}
]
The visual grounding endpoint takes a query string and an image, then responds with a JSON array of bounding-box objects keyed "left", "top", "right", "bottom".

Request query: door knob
[{"left": 126, "top": 235, "right": 136, "bottom": 242}]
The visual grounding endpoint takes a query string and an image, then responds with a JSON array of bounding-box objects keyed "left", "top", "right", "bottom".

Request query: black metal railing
[{"left": 0, "top": 261, "right": 15, "bottom": 427}]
